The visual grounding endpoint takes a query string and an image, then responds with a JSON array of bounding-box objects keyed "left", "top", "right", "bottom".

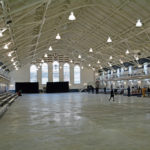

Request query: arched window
[
  {"left": 74, "top": 65, "right": 80, "bottom": 84},
  {"left": 63, "top": 63, "right": 70, "bottom": 82},
  {"left": 42, "top": 63, "right": 48, "bottom": 84},
  {"left": 53, "top": 61, "right": 59, "bottom": 82},
  {"left": 30, "top": 65, "right": 37, "bottom": 82}
]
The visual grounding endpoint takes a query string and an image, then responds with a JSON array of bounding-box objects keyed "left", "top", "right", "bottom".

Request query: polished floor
[{"left": 0, "top": 93, "right": 150, "bottom": 150}]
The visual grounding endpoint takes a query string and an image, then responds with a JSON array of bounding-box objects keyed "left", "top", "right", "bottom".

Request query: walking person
[
  {"left": 127, "top": 86, "right": 130, "bottom": 97},
  {"left": 109, "top": 88, "right": 115, "bottom": 101},
  {"left": 95, "top": 79, "right": 100, "bottom": 94}
]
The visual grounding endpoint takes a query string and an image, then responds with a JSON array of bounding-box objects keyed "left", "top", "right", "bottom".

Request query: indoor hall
[
  {"left": 0, "top": 0, "right": 150, "bottom": 150},
  {"left": 1, "top": 93, "right": 150, "bottom": 150}
]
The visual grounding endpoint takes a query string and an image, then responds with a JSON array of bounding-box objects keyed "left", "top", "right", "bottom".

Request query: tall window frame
[
  {"left": 74, "top": 65, "right": 81, "bottom": 84},
  {"left": 30, "top": 65, "right": 37, "bottom": 82},
  {"left": 53, "top": 61, "right": 59, "bottom": 82},
  {"left": 42, "top": 63, "right": 48, "bottom": 84},
  {"left": 63, "top": 63, "right": 70, "bottom": 82}
]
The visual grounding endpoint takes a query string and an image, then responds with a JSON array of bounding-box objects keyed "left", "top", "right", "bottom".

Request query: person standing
[
  {"left": 104, "top": 87, "right": 106, "bottom": 94},
  {"left": 127, "top": 86, "right": 130, "bottom": 97},
  {"left": 109, "top": 88, "right": 115, "bottom": 101},
  {"left": 95, "top": 79, "right": 100, "bottom": 94},
  {"left": 147, "top": 87, "right": 150, "bottom": 97}
]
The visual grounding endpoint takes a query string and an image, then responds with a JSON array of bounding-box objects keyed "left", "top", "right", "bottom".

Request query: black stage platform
[{"left": 46, "top": 82, "right": 69, "bottom": 93}]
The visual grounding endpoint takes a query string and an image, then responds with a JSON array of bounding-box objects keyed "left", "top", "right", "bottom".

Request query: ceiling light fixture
[
  {"left": 107, "top": 36, "right": 112, "bottom": 43},
  {"left": 0, "top": 28, "right": 7, "bottom": 37},
  {"left": 0, "top": 31, "right": 3, "bottom": 37},
  {"left": 97, "top": 60, "right": 100, "bottom": 64},
  {"left": 109, "top": 56, "right": 112, "bottom": 60},
  {"left": 70, "top": 60, "right": 73, "bottom": 63},
  {"left": 134, "top": 55, "right": 139, "bottom": 61},
  {"left": 68, "top": 12, "right": 76, "bottom": 21},
  {"left": 88, "top": 64, "right": 91, "bottom": 67},
  {"left": 89, "top": 48, "right": 93, "bottom": 52},
  {"left": 126, "top": 49, "right": 129, "bottom": 54},
  {"left": 49, "top": 46, "right": 53, "bottom": 51},
  {"left": 41, "top": 59, "right": 44, "bottom": 63},
  {"left": 100, "top": 65, "right": 103, "bottom": 69},
  {"left": 44, "top": 53, "right": 48, "bottom": 58},
  {"left": 92, "top": 68, "right": 95, "bottom": 71},
  {"left": 4, "top": 42, "right": 11, "bottom": 49},
  {"left": 81, "top": 66, "right": 84, "bottom": 69},
  {"left": 119, "top": 59, "right": 123, "bottom": 64},
  {"left": 56, "top": 33, "right": 61, "bottom": 40},
  {"left": 108, "top": 62, "right": 112, "bottom": 67},
  {"left": 8, "top": 51, "right": 14, "bottom": 57},
  {"left": 78, "top": 55, "right": 81, "bottom": 59},
  {"left": 138, "top": 64, "right": 142, "bottom": 68},
  {"left": 11, "top": 58, "right": 14, "bottom": 62},
  {"left": 136, "top": 19, "right": 142, "bottom": 27},
  {"left": 13, "top": 62, "right": 16, "bottom": 66}
]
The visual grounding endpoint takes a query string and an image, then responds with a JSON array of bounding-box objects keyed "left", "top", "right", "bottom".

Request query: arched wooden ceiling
[{"left": 0, "top": 0, "right": 150, "bottom": 71}]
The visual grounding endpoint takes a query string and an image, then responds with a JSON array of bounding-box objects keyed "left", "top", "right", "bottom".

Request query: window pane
[
  {"left": 30, "top": 65, "right": 37, "bottom": 82},
  {"left": 63, "top": 63, "right": 70, "bottom": 82},
  {"left": 42, "top": 63, "right": 48, "bottom": 84},
  {"left": 74, "top": 65, "right": 80, "bottom": 84},
  {"left": 53, "top": 61, "right": 59, "bottom": 82}
]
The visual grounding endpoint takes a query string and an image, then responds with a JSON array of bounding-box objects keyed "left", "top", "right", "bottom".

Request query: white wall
[{"left": 9, "top": 63, "right": 95, "bottom": 90}]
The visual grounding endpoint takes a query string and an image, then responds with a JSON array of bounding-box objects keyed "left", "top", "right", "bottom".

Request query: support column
[
  {"left": 48, "top": 62, "right": 52, "bottom": 82},
  {"left": 59, "top": 62, "right": 63, "bottom": 82}
]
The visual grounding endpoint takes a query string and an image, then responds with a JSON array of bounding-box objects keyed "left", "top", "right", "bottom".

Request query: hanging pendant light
[
  {"left": 68, "top": 12, "right": 76, "bottom": 21},
  {"left": 8, "top": 52, "right": 12, "bottom": 57},
  {"left": 78, "top": 55, "right": 81, "bottom": 59},
  {"left": 11, "top": 58, "right": 14, "bottom": 62},
  {"left": 49, "top": 46, "right": 53, "bottom": 51},
  {"left": 70, "top": 60, "right": 73, "bottom": 63},
  {"left": 119, "top": 59, "right": 123, "bottom": 64},
  {"left": 109, "top": 56, "right": 112, "bottom": 60},
  {"left": 92, "top": 68, "right": 95, "bottom": 71},
  {"left": 44, "top": 53, "right": 48, "bottom": 58},
  {"left": 0, "top": 31, "right": 3, "bottom": 37},
  {"left": 56, "top": 33, "right": 61, "bottom": 40},
  {"left": 81, "top": 66, "right": 84, "bottom": 69},
  {"left": 100, "top": 65, "right": 103, "bottom": 69},
  {"left": 88, "top": 64, "right": 91, "bottom": 67},
  {"left": 107, "top": 36, "right": 112, "bottom": 43},
  {"left": 97, "top": 60, "right": 100, "bottom": 64},
  {"left": 89, "top": 48, "right": 93, "bottom": 52},
  {"left": 8, "top": 51, "right": 14, "bottom": 57},
  {"left": 126, "top": 49, "right": 129, "bottom": 54},
  {"left": 136, "top": 19, "right": 142, "bottom": 27},
  {"left": 4, "top": 42, "right": 11, "bottom": 49},
  {"left": 13, "top": 62, "right": 16, "bottom": 66},
  {"left": 108, "top": 62, "right": 112, "bottom": 67},
  {"left": 0, "top": 28, "right": 7, "bottom": 37}
]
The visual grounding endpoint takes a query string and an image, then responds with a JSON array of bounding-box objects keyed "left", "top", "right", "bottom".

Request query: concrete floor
[{"left": 0, "top": 93, "right": 150, "bottom": 150}]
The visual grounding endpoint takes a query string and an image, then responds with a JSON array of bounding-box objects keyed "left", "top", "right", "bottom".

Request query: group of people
[
  {"left": 87, "top": 79, "right": 150, "bottom": 102},
  {"left": 127, "top": 86, "right": 150, "bottom": 97}
]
